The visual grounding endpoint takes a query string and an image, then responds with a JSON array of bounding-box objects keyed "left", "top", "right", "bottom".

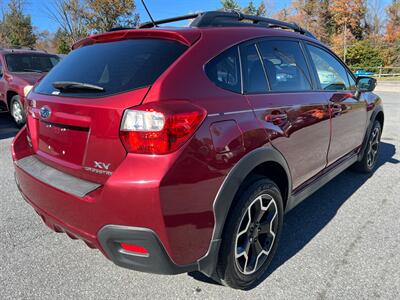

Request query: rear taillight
[{"left": 120, "top": 101, "right": 206, "bottom": 154}]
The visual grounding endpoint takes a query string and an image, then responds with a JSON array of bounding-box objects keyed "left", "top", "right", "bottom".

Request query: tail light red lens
[{"left": 120, "top": 101, "right": 206, "bottom": 154}]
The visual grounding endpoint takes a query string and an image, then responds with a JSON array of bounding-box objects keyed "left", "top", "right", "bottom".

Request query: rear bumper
[
  {"left": 12, "top": 126, "right": 218, "bottom": 274},
  {"left": 15, "top": 172, "right": 196, "bottom": 274}
]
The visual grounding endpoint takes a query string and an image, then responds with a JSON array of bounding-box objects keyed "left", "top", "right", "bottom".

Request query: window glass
[
  {"left": 35, "top": 39, "right": 187, "bottom": 97},
  {"left": 241, "top": 44, "right": 268, "bottom": 93},
  {"left": 205, "top": 47, "right": 241, "bottom": 93},
  {"left": 307, "top": 45, "right": 350, "bottom": 91},
  {"left": 0, "top": 63, "right": 3, "bottom": 77},
  {"left": 5, "top": 54, "right": 60, "bottom": 73},
  {"left": 347, "top": 72, "right": 357, "bottom": 90},
  {"left": 258, "top": 40, "right": 312, "bottom": 91}
]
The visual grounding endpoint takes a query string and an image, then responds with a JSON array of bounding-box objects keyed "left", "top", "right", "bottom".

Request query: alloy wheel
[
  {"left": 366, "top": 127, "right": 380, "bottom": 168},
  {"left": 12, "top": 101, "right": 23, "bottom": 123},
  {"left": 235, "top": 194, "right": 278, "bottom": 275}
]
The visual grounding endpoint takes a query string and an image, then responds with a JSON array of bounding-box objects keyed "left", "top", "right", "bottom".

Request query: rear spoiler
[{"left": 72, "top": 29, "right": 201, "bottom": 50}]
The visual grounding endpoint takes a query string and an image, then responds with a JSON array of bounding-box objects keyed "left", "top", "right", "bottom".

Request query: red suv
[
  {"left": 0, "top": 48, "right": 60, "bottom": 126},
  {"left": 12, "top": 12, "right": 383, "bottom": 289}
]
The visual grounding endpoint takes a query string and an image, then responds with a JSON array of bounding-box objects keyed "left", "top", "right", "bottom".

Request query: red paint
[
  {"left": 12, "top": 26, "right": 380, "bottom": 268},
  {"left": 0, "top": 49, "right": 58, "bottom": 117}
]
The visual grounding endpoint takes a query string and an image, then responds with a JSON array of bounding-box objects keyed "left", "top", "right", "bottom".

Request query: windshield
[
  {"left": 5, "top": 53, "right": 60, "bottom": 73},
  {"left": 34, "top": 39, "right": 188, "bottom": 98}
]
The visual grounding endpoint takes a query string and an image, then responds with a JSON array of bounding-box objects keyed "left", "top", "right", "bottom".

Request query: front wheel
[
  {"left": 10, "top": 95, "right": 26, "bottom": 128},
  {"left": 216, "top": 178, "right": 284, "bottom": 290},
  {"left": 352, "top": 121, "right": 381, "bottom": 173}
]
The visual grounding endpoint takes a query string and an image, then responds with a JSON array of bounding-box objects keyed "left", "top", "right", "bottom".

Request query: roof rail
[
  {"left": 138, "top": 11, "right": 316, "bottom": 39},
  {"left": 139, "top": 13, "right": 201, "bottom": 29}
]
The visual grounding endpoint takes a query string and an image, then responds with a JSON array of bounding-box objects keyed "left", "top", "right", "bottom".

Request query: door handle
[{"left": 265, "top": 112, "right": 288, "bottom": 125}]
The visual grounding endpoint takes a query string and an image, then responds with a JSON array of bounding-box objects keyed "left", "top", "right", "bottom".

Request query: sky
[
  {"left": 1, "top": 0, "right": 393, "bottom": 33},
  {"left": 1, "top": 0, "right": 291, "bottom": 32}
]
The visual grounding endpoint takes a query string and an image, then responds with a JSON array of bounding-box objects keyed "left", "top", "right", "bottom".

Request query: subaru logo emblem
[{"left": 40, "top": 106, "right": 51, "bottom": 120}]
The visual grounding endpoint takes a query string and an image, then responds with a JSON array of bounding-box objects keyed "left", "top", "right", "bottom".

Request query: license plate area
[{"left": 38, "top": 121, "right": 89, "bottom": 166}]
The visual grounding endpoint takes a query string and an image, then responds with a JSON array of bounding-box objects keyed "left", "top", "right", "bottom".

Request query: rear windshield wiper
[
  {"left": 22, "top": 68, "right": 44, "bottom": 73},
  {"left": 52, "top": 81, "right": 105, "bottom": 92}
]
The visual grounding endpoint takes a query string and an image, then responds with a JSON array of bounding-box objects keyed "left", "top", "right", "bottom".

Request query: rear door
[
  {"left": 26, "top": 38, "right": 188, "bottom": 184},
  {"left": 241, "top": 39, "right": 331, "bottom": 189},
  {"left": 305, "top": 43, "right": 367, "bottom": 165}
]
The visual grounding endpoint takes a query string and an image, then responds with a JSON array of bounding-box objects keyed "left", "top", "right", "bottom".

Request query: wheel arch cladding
[{"left": 197, "top": 145, "right": 292, "bottom": 276}]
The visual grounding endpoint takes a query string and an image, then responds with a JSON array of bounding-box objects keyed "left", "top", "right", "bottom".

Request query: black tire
[
  {"left": 352, "top": 121, "right": 381, "bottom": 173},
  {"left": 216, "top": 177, "right": 284, "bottom": 290},
  {"left": 10, "top": 95, "right": 25, "bottom": 128}
]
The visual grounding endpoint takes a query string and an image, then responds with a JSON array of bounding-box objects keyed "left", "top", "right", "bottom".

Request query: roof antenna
[{"left": 141, "top": 0, "right": 158, "bottom": 28}]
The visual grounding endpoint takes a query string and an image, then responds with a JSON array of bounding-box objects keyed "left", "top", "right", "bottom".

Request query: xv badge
[{"left": 94, "top": 161, "right": 111, "bottom": 170}]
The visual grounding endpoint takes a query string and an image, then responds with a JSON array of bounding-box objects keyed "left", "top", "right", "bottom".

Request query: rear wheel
[
  {"left": 10, "top": 95, "right": 25, "bottom": 128},
  {"left": 216, "top": 178, "right": 284, "bottom": 290},
  {"left": 352, "top": 121, "right": 381, "bottom": 173}
]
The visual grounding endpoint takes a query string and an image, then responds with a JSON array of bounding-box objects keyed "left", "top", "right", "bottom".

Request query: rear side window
[
  {"left": 205, "top": 47, "right": 241, "bottom": 93},
  {"left": 307, "top": 44, "right": 350, "bottom": 91},
  {"left": 241, "top": 43, "right": 268, "bottom": 94},
  {"left": 258, "top": 40, "right": 312, "bottom": 92},
  {"left": 35, "top": 39, "right": 188, "bottom": 97}
]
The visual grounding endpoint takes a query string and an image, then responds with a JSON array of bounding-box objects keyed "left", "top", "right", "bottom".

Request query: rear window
[
  {"left": 34, "top": 39, "right": 188, "bottom": 97},
  {"left": 5, "top": 54, "right": 60, "bottom": 73}
]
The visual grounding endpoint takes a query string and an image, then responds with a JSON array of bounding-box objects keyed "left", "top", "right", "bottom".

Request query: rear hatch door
[{"left": 25, "top": 37, "right": 190, "bottom": 184}]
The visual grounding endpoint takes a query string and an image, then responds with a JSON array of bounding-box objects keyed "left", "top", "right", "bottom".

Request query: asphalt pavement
[{"left": 0, "top": 92, "right": 399, "bottom": 299}]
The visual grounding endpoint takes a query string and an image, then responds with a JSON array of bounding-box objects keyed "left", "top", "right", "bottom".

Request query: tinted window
[
  {"left": 5, "top": 54, "right": 60, "bottom": 73},
  {"left": 347, "top": 72, "right": 357, "bottom": 90},
  {"left": 258, "top": 40, "right": 312, "bottom": 91},
  {"left": 307, "top": 45, "right": 350, "bottom": 91},
  {"left": 35, "top": 39, "right": 187, "bottom": 97},
  {"left": 205, "top": 47, "right": 241, "bottom": 93},
  {"left": 241, "top": 43, "right": 268, "bottom": 93}
]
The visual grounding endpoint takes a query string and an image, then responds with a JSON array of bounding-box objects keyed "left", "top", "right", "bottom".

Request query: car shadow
[
  {"left": 188, "top": 142, "right": 398, "bottom": 288},
  {"left": 0, "top": 113, "right": 19, "bottom": 140}
]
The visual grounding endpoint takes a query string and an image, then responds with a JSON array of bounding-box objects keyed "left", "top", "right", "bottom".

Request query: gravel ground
[{"left": 0, "top": 92, "right": 399, "bottom": 299}]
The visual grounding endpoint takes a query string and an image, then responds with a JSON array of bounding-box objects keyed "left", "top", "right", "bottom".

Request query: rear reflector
[{"left": 120, "top": 243, "right": 149, "bottom": 256}]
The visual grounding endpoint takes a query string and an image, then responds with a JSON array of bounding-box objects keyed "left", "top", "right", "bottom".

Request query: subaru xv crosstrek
[
  {"left": 12, "top": 11, "right": 383, "bottom": 290},
  {"left": 0, "top": 48, "right": 60, "bottom": 126}
]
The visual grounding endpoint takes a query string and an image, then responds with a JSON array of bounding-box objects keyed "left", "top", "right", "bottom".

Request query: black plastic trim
[
  {"left": 197, "top": 145, "right": 292, "bottom": 277},
  {"left": 358, "top": 105, "right": 384, "bottom": 161},
  {"left": 98, "top": 225, "right": 196, "bottom": 275}
]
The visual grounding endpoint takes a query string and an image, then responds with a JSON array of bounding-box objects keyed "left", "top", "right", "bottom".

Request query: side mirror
[{"left": 356, "top": 76, "right": 376, "bottom": 92}]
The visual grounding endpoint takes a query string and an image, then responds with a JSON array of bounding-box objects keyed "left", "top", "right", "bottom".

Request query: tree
[
  {"left": 220, "top": 0, "right": 241, "bottom": 11},
  {"left": 243, "top": 1, "right": 257, "bottom": 15},
  {"left": 346, "top": 40, "right": 384, "bottom": 67},
  {"left": 85, "top": 0, "right": 140, "bottom": 32},
  {"left": 46, "top": 0, "right": 88, "bottom": 45},
  {"left": 257, "top": 1, "right": 266, "bottom": 16},
  {"left": 1, "top": 0, "right": 36, "bottom": 47},
  {"left": 385, "top": 0, "right": 400, "bottom": 43},
  {"left": 53, "top": 29, "right": 70, "bottom": 54},
  {"left": 330, "top": 0, "right": 367, "bottom": 40}
]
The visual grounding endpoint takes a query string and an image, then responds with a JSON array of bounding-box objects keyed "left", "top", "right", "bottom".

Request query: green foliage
[
  {"left": 243, "top": 1, "right": 257, "bottom": 15},
  {"left": 346, "top": 40, "right": 384, "bottom": 67},
  {"left": 2, "top": 0, "right": 36, "bottom": 47},
  {"left": 54, "top": 29, "right": 70, "bottom": 54},
  {"left": 220, "top": 0, "right": 241, "bottom": 11}
]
